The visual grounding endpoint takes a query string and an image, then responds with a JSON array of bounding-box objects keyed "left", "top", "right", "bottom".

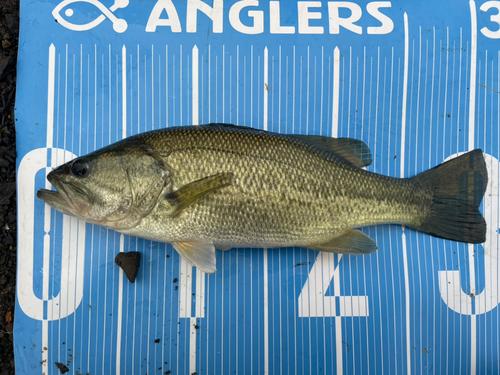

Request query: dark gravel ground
[{"left": 0, "top": 0, "right": 18, "bottom": 373}]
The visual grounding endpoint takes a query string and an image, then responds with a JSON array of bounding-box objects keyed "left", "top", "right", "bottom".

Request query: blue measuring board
[{"left": 15, "top": 0, "right": 500, "bottom": 374}]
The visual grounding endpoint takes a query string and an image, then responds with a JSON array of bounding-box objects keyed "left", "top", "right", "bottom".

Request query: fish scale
[{"left": 134, "top": 125, "right": 427, "bottom": 246}]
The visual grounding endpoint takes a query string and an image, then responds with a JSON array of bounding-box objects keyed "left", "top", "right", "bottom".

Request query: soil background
[{"left": 0, "top": 0, "right": 19, "bottom": 373}]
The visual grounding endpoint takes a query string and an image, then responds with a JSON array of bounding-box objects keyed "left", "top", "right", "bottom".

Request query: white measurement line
[
  {"left": 102, "top": 231, "right": 110, "bottom": 375},
  {"left": 215, "top": 55, "right": 219, "bottom": 121},
  {"left": 279, "top": 46, "right": 282, "bottom": 132},
  {"left": 195, "top": 268, "right": 205, "bottom": 318},
  {"left": 469, "top": 0, "right": 477, "bottom": 150},
  {"left": 46, "top": 44, "right": 56, "bottom": 149},
  {"left": 399, "top": 12, "right": 412, "bottom": 375},
  {"left": 497, "top": 49, "right": 500, "bottom": 375},
  {"left": 193, "top": 48, "right": 203, "bottom": 321},
  {"left": 263, "top": 45, "right": 269, "bottom": 375},
  {"left": 63, "top": 44, "right": 68, "bottom": 155},
  {"left": 223, "top": 45, "right": 225, "bottom": 122},
  {"left": 237, "top": 45, "right": 239, "bottom": 122},
  {"left": 401, "top": 13, "right": 409, "bottom": 178},
  {"left": 116, "top": 234, "right": 125, "bottom": 375},
  {"left": 250, "top": 46, "right": 253, "bottom": 128},
  {"left": 193, "top": 46, "right": 199, "bottom": 125},
  {"left": 79, "top": 46, "right": 82, "bottom": 157},
  {"left": 190, "top": 317, "right": 196, "bottom": 374},
  {"left": 152, "top": 45, "right": 155, "bottom": 130},
  {"left": 320, "top": 47, "right": 324, "bottom": 134},
  {"left": 42, "top": 45, "right": 56, "bottom": 374},
  {"left": 329, "top": 45, "right": 343, "bottom": 375},
  {"left": 137, "top": 45, "right": 140, "bottom": 133},
  {"left": 468, "top": 2, "right": 478, "bottom": 375},
  {"left": 109, "top": 45, "right": 112, "bottom": 141},
  {"left": 180, "top": 45, "right": 183, "bottom": 126},
  {"left": 115, "top": 46, "right": 127, "bottom": 374},
  {"left": 78, "top": 45, "right": 83, "bottom": 370},
  {"left": 165, "top": 44, "right": 168, "bottom": 128},
  {"left": 416, "top": 28, "right": 423, "bottom": 375},
  {"left": 332, "top": 47, "right": 340, "bottom": 137},
  {"left": 179, "top": 259, "right": 192, "bottom": 317},
  {"left": 264, "top": 47, "right": 269, "bottom": 130},
  {"left": 158, "top": 54, "right": 161, "bottom": 129},
  {"left": 88, "top": 45, "right": 96, "bottom": 373},
  {"left": 306, "top": 47, "right": 310, "bottom": 134}
]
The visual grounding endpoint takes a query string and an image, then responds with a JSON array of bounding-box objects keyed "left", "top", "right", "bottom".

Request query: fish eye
[{"left": 70, "top": 158, "right": 91, "bottom": 178}]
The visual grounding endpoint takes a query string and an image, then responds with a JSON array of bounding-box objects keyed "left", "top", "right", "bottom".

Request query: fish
[{"left": 37, "top": 123, "right": 488, "bottom": 274}]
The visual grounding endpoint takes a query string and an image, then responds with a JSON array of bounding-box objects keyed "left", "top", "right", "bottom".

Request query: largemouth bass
[{"left": 37, "top": 123, "right": 488, "bottom": 273}]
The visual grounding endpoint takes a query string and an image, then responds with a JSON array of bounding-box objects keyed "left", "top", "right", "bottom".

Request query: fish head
[{"left": 37, "top": 140, "right": 171, "bottom": 230}]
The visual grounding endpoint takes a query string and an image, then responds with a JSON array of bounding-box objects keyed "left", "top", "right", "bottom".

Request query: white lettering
[
  {"left": 480, "top": 1, "right": 500, "bottom": 39},
  {"left": 18, "top": 148, "right": 86, "bottom": 321},
  {"left": 298, "top": 252, "right": 369, "bottom": 317},
  {"left": 298, "top": 1, "right": 324, "bottom": 34},
  {"left": 229, "top": 0, "right": 264, "bottom": 34},
  {"left": 146, "top": 0, "right": 182, "bottom": 33},
  {"left": 328, "top": 2, "right": 362, "bottom": 34},
  {"left": 270, "top": 1, "right": 295, "bottom": 34},
  {"left": 186, "top": 0, "right": 223, "bottom": 33},
  {"left": 366, "top": 2, "right": 393, "bottom": 34}
]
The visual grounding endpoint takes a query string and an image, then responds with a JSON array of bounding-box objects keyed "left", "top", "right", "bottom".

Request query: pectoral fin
[
  {"left": 172, "top": 241, "right": 217, "bottom": 273},
  {"left": 165, "top": 172, "right": 234, "bottom": 217},
  {"left": 308, "top": 229, "right": 377, "bottom": 255}
]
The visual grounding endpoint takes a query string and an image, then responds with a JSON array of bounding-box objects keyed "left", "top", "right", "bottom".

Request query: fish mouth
[
  {"left": 37, "top": 173, "right": 92, "bottom": 217},
  {"left": 37, "top": 189, "right": 75, "bottom": 216}
]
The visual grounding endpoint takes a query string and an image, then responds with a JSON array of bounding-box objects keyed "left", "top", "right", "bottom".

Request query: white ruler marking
[
  {"left": 401, "top": 12, "right": 411, "bottom": 375},
  {"left": 264, "top": 47, "right": 269, "bottom": 131},
  {"left": 263, "top": 45, "right": 269, "bottom": 375},
  {"left": 332, "top": 47, "right": 340, "bottom": 138},
  {"left": 193, "top": 45, "right": 199, "bottom": 125},
  {"left": 42, "top": 43, "right": 57, "bottom": 375},
  {"left": 116, "top": 234, "right": 125, "bottom": 375},
  {"left": 190, "top": 317, "right": 197, "bottom": 374},
  {"left": 468, "top": 2, "right": 478, "bottom": 374}
]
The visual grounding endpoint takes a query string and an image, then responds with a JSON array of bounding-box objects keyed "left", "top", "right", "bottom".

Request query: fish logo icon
[{"left": 52, "top": 0, "right": 128, "bottom": 33}]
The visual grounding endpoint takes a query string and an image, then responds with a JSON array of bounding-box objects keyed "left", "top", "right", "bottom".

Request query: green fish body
[{"left": 37, "top": 123, "right": 488, "bottom": 273}]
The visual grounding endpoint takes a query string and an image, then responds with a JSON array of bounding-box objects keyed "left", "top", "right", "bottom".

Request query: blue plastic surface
[{"left": 15, "top": 0, "right": 500, "bottom": 374}]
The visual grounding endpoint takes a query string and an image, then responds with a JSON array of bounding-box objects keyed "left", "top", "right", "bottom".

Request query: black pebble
[
  {"left": 115, "top": 252, "right": 141, "bottom": 283},
  {"left": 55, "top": 362, "right": 69, "bottom": 374}
]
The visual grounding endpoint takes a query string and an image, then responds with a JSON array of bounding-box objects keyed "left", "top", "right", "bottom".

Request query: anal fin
[
  {"left": 308, "top": 229, "right": 377, "bottom": 255},
  {"left": 172, "top": 240, "right": 217, "bottom": 273},
  {"left": 215, "top": 246, "right": 232, "bottom": 251}
]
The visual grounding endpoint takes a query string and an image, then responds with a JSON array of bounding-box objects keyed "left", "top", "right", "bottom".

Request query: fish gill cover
[{"left": 15, "top": 0, "right": 500, "bottom": 374}]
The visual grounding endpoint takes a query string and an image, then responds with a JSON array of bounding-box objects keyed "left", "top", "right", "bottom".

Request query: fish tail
[{"left": 411, "top": 149, "right": 488, "bottom": 244}]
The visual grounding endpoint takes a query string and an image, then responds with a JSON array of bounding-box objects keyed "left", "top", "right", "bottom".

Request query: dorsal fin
[
  {"left": 293, "top": 135, "right": 372, "bottom": 168},
  {"left": 207, "top": 123, "right": 256, "bottom": 131},
  {"left": 204, "top": 123, "right": 372, "bottom": 168}
]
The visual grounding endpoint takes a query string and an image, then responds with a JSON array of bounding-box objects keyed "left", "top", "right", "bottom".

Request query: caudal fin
[{"left": 412, "top": 150, "right": 488, "bottom": 244}]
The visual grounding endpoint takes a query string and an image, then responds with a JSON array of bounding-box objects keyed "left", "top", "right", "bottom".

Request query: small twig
[
  {"left": 5, "top": 87, "right": 15, "bottom": 108},
  {"left": 477, "top": 82, "right": 500, "bottom": 94}
]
